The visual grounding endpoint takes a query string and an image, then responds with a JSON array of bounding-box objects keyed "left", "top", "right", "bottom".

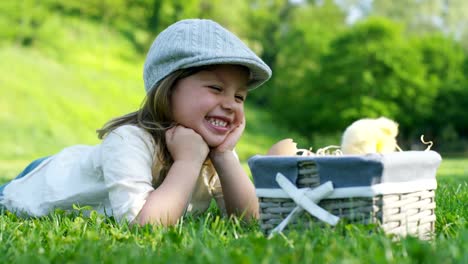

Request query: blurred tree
[
  {"left": 48, "top": 0, "right": 207, "bottom": 51},
  {"left": 373, "top": 0, "right": 468, "bottom": 35},
  {"left": 240, "top": 0, "right": 346, "bottom": 106},
  {"left": 291, "top": 18, "right": 435, "bottom": 140},
  {"left": 0, "top": 0, "right": 50, "bottom": 46},
  {"left": 412, "top": 34, "right": 468, "bottom": 146},
  {"left": 267, "top": 0, "right": 346, "bottom": 132},
  {"left": 351, "top": 0, "right": 468, "bottom": 50},
  {"left": 238, "top": 0, "right": 297, "bottom": 105},
  {"left": 114, "top": 0, "right": 248, "bottom": 52}
]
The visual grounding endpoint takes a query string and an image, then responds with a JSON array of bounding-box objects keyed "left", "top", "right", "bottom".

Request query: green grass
[
  {"left": 0, "top": 161, "right": 466, "bottom": 263},
  {"left": 1, "top": 14, "right": 467, "bottom": 263},
  {"left": 1, "top": 158, "right": 466, "bottom": 263},
  {"left": 0, "top": 38, "right": 142, "bottom": 160}
]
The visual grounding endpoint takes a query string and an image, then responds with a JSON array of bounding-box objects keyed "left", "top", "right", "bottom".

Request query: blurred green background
[{"left": 0, "top": 0, "right": 467, "bottom": 172}]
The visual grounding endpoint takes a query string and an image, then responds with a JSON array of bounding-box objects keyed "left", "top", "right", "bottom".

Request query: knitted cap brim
[{"left": 172, "top": 57, "right": 271, "bottom": 89}]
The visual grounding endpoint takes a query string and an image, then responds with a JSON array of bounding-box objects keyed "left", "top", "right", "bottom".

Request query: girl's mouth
[{"left": 206, "top": 117, "right": 228, "bottom": 128}]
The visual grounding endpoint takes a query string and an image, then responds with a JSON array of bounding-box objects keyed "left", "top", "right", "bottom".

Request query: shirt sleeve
[{"left": 100, "top": 125, "right": 156, "bottom": 223}]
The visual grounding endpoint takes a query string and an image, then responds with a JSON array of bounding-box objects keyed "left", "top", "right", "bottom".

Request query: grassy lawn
[{"left": 0, "top": 157, "right": 466, "bottom": 263}]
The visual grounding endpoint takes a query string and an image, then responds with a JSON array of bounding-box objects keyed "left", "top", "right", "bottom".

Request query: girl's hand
[
  {"left": 210, "top": 117, "right": 245, "bottom": 156},
  {"left": 166, "top": 125, "right": 209, "bottom": 164}
]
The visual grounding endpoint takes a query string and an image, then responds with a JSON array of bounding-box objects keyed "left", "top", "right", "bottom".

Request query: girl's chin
[
  {"left": 206, "top": 140, "right": 224, "bottom": 148},
  {"left": 197, "top": 127, "right": 228, "bottom": 147},
  {"left": 203, "top": 136, "right": 226, "bottom": 148}
]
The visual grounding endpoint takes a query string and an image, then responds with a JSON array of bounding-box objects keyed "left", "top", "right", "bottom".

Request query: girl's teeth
[{"left": 208, "top": 118, "right": 227, "bottom": 127}]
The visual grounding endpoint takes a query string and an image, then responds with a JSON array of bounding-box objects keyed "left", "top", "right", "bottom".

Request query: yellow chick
[{"left": 341, "top": 117, "right": 399, "bottom": 155}]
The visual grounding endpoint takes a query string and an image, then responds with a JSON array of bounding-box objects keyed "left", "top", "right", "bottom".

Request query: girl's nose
[{"left": 221, "top": 96, "right": 236, "bottom": 111}]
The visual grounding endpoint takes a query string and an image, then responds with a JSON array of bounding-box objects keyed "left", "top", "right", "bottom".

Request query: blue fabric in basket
[{"left": 248, "top": 151, "right": 442, "bottom": 189}]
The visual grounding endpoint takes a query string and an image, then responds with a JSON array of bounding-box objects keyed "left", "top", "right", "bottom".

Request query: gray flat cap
[{"left": 143, "top": 19, "right": 272, "bottom": 93}]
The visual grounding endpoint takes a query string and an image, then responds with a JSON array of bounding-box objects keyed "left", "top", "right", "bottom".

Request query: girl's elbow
[
  {"left": 245, "top": 200, "right": 260, "bottom": 220},
  {"left": 228, "top": 205, "right": 259, "bottom": 222},
  {"left": 133, "top": 207, "right": 181, "bottom": 227},
  {"left": 246, "top": 207, "right": 260, "bottom": 221}
]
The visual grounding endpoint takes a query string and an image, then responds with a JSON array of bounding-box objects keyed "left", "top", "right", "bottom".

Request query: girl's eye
[
  {"left": 209, "top": 85, "right": 222, "bottom": 91},
  {"left": 235, "top": 95, "right": 245, "bottom": 102}
]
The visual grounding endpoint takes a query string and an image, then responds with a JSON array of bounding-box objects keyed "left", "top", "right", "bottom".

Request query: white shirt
[{"left": 0, "top": 125, "right": 224, "bottom": 222}]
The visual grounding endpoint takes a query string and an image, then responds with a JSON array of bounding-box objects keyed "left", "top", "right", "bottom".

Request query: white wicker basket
[{"left": 249, "top": 151, "right": 441, "bottom": 239}]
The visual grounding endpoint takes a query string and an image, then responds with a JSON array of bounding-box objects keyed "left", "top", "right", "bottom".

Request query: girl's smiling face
[{"left": 170, "top": 64, "right": 249, "bottom": 147}]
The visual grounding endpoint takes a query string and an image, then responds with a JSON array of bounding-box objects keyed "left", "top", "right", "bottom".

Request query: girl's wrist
[
  {"left": 172, "top": 149, "right": 209, "bottom": 165},
  {"left": 172, "top": 158, "right": 205, "bottom": 170},
  {"left": 209, "top": 149, "right": 235, "bottom": 163}
]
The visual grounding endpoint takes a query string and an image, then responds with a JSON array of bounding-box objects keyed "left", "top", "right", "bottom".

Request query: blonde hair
[{"left": 97, "top": 67, "right": 213, "bottom": 186}]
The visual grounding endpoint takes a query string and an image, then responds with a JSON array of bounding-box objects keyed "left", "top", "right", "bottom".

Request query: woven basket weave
[{"left": 257, "top": 160, "right": 436, "bottom": 239}]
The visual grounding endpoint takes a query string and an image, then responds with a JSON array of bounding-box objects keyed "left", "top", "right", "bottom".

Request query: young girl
[{"left": 0, "top": 19, "right": 271, "bottom": 226}]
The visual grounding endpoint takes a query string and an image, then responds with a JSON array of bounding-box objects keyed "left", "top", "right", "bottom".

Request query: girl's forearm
[
  {"left": 210, "top": 151, "right": 259, "bottom": 220},
  {"left": 135, "top": 160, "right": 203, "bottom": 226}
]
